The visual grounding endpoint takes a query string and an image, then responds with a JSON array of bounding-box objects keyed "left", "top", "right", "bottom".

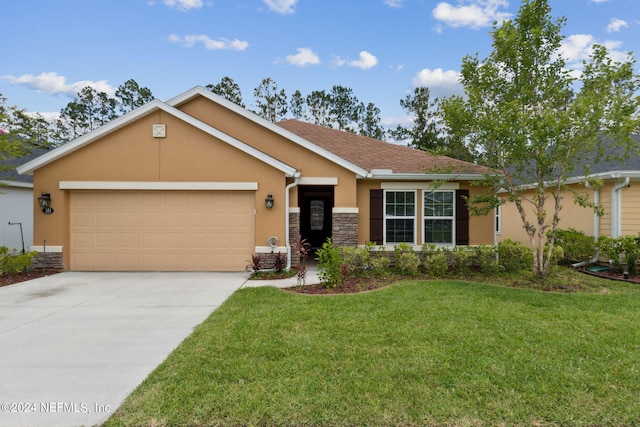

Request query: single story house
[
  {"left": 497, "top": 134, "right": 640, "bottom": 245},
  {"left": 1, "top": 147, "right": 51, "bottom": 252},
  {"left": 18, "top": 86, "right": 497, "bottom": 272}
]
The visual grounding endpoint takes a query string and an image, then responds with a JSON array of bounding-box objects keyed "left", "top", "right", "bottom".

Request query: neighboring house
[
  {"left": 0, "top": 147, "right": 51, "bottom": 252},
  {"left": 497, "top": 134, "right": 640, "bottom": 245},
  {"left": 17, "top": 86, "right": 497, "bottom": 272}
]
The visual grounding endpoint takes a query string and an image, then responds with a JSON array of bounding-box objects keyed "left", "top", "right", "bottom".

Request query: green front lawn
[{"left": 106, "top": 273, "right": 640, "bottom": 426}]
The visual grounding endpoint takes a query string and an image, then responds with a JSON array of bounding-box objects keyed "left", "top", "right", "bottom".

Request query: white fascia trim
[
  {"left": 0, "top": 180, "right": 33, "bottom": 188},
  {"left": 167, "top": 87, "right": 369, "bottom": 178},
  {"left": 255, "top": 246, "right": 287, "bottom": 254},
  {"left": 17, "top": 99, "right": 298, "bottom": 178},
  {"left": 59, "top": 181, "right": 258, "bottom": 191},
  {"left": 382, "top": 182, "right": 460, "bottom": 190},
  {"left": 497, "top": 171, "right": 640, "bottom": 193},
  {"left": 370, "top": 173, "right": 488, "bottom": 181},
  {"left": 31, "top": 246, "right": 63, "bottom": 252},
  {"left": 298, "top": 177, "right": 338, "bottom": 186},
  {"left": 333, "top": 207, "right": 359, "bottom": 214}
]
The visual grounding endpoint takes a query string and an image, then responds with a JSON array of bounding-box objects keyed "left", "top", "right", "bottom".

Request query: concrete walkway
[{"left": 0, "top": 272, "right": 250, "bottom": 427}]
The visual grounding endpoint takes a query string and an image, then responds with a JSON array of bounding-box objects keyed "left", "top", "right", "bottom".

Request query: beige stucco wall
[
  {"left": 32, "top": 111, "right": 288, "bottom": 270},
  {"left": 177, "top": 97, "right": 358, "bottom": 208}
]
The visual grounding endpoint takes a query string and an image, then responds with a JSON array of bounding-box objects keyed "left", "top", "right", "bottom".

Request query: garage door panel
[{"left": 71, "top": 191, "right": 255, "bottom": 271}]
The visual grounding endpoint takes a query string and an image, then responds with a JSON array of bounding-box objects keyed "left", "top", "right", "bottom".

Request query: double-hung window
[
  {"left": 385, "top": 190, "right": 416, "bottom": 244},
  {"left": 424, "top": 191, "right": 454, "bottom": 245}
]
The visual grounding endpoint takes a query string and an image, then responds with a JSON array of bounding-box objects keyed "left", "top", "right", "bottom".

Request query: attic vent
[{"left": 152, "top": 124, "right": 166, "bottom": 138}]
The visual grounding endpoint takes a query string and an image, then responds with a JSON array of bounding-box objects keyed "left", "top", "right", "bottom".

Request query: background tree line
[{"left": 2, "top": 75, "right": 460, "bottom": 165}]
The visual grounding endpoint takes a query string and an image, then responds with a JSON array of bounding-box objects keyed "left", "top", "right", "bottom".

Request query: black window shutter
[
  {"left": 370, "top": 189, "right": 384, "bottom": 244},
  {"left": 456, "top": 189, "right": 470, "bottom": 246}
]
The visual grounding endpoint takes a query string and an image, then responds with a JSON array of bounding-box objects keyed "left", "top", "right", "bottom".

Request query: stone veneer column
[
  {"left": 288, "top": 208, "right": 301, "bottom": 268},
  {"left": 31, "top": 246, "right": 64, "bottom": 270},
  {"left": 331, "top": 208, "right": 359, "bottom": 247}
]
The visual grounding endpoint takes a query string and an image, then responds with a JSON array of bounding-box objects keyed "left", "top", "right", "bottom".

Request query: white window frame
[
  {"left": 423, "top": 190, "right": 456, "bottom": 246},
  {"left": 383, "top": 190, "right": 417, "bottom": 245},
  {"left": 495, "top": 205, "right": 502, "bottom": 235}
]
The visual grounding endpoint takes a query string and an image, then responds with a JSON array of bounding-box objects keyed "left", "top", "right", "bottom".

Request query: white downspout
[
  {"left": 572, "top": 181, "right": 600, "bottom": 268},
  {"left": 591, "top": 183, "right": 600, "bottom": 239},
  {"left": 611, "top": 176, "right": 629, "bottom": 239},
  {"left": 285, "top": 174, "right": 301, "bottom": 270}
]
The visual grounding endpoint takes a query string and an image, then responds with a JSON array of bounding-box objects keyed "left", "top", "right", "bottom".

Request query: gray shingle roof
[{"left": 0, "top": 146, "right": 52, "bottom": 183}]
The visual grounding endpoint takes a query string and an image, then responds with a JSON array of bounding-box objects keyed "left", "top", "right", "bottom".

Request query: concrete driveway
[{"left": 0, "top": 271, "right": 249, "bottom": 427}]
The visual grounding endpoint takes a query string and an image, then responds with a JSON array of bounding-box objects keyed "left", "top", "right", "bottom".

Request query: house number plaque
[{"left": 42, "top": 207, "right": 54, "bottom": 214}]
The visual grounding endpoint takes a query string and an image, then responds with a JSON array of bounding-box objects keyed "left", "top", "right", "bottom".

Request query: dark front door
[{"left": 299, "top": 186, "right": 334, "bottom": 250}]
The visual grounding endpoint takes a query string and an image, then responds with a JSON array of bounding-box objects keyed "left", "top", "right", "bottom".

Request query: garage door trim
[{"left": 60, "top": 181, "right": 258, "bottom": 191}]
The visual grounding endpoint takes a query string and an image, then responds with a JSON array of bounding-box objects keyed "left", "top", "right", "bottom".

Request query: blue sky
[{"left": 2, "top": 0, "right": 639, "bottom": 129}]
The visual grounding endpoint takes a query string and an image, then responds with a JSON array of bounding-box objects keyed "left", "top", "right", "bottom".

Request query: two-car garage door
[{"left": 70, "top": 191, "right": 255, "bottom": 271}]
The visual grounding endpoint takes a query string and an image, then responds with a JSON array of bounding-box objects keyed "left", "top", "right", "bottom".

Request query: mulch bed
[
  {"left": 286, "top": 274, "right": 407, "bottom": 294},
  {"left": 583, "top": 269, "right": 640, "bottom": 284},
  {"left": 0, "top": 269, "right": 63, "bottom": 288}
]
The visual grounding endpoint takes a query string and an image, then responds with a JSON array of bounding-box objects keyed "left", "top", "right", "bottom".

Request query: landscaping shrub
[
  {"left": 0, "top": 247, "right": 36, "bottom": 274},
  {"left": 450, "top": 247, "right": 475, "bottom": 274},
  {"left": 246, "top": 254, "right": 263, "bottom": 274},
  {"left": 473, "top": 245, "right": 499, "bottom": 274},
  {"left": 272, "top": 252, "right": 286, "bottom": 272},
  {"left": 393, "top": 243, "right": 420, "bottom": 276},
  {"left": 342, "top": 245, "right": 372, "bottom": 274},
  {"left": 621, "top": 235, "right": 640, "bottom": 275},
  {"left": 369, "top": 255, "right": 390, "bottom": 277},
  {"left": 552, "top": 228, "right": 596, "bottom": 265},
  {"left": 497, "top": 239, "right": 533, "bottom": 272},
  {"left": 598, "top": 234, "right": 640, "bottom": 274},
  {"left": 293, "top": 236, "right": 311, "bottom": 285},
  {"left": 316, "top": 238, "right": 343, "bottom": 288},
  {"left": 422, "top": 251, "right": 448, "bottom": 278}
]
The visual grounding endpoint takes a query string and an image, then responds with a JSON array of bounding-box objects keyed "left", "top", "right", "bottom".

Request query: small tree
[
  {"left": 115, "top": 79, "right": 154, "bottom": 114},
  {"left": 0, "top": 95, "right": 51, "bottom": 173},
  {"left": 440, "top": 0, "right": 640, "bottom": 277},
  {"left": 390, "top": 87, "right": 443, "bottom": 150},
  {"left": 253, "top": 77, "right": 287, "bottom": 122},
  {"left": 206, "top": 76, "right": 245, "bottom": 108}
]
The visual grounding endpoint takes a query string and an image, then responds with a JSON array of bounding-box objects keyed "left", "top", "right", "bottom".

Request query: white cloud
[
  {"left": 164, "top": 0, "right": 203, "bottom": 11},
  {"left": 264, "top": 0, "right": 298, "bottom": 14},
  {"left": 589, "top": 0, "right": 610, "bottom": 3},
  {"left": 560, "top": 34, "right": 597, "bottom": 64},
  {"left": 168, "top": 34, "right": 249, "bottom": 51},
  {"left": 384, "top": 0, "right": 404, "bottom": 8},
  {"left": 348, "top": 51, "right": 379, "bottom": 70},
  {"left": 1, "top": 72, "right": 114, "bottom": 97},
  {"left": 331, "top": 55, "right": 347, "bottom": 68},
  {"left": 606, "top": 18, "right": 628, "bottom": 33},
  {"left": 286, "top": 47, "right": 321, "bottom": 67},
  {"left": 560, "top": 34, "right": 631, "bottom": 72},
  {"left": 412, "top": 68, "right": 463, "bottom": 98},
  {"left": 381, "top": 115, "right": 414, "bottom": 128},
  {"left": 432, "top": 0, "right": 511, "bottom": 29}
]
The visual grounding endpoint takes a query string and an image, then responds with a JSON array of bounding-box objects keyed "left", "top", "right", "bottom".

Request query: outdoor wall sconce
[
  {"left": 38, "top": 192, "right": 51, "bottom": 208},
  {"left": 265, "top": 194, "right": 274, "bottom": 209}
]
